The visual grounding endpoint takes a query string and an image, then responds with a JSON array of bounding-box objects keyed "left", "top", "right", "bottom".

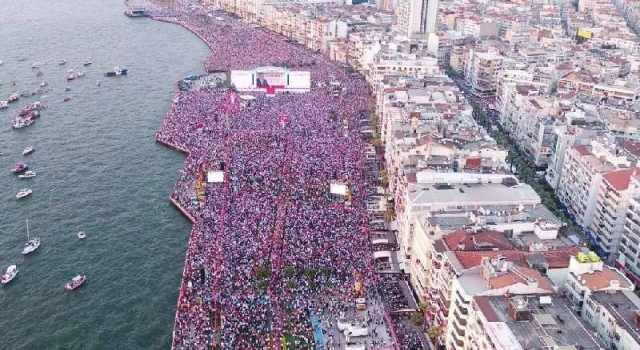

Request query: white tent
[{"left": 207, "top": 170, "right": 224, "bottom": 183}]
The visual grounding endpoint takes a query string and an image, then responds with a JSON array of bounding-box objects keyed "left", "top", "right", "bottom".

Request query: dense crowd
[{"left": 145, "top": 1, "right": 430, "bottom": 349}]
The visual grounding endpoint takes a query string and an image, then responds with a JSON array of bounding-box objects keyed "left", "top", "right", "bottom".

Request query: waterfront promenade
[{"left": 150, "top": 1, "right": 402, "bottom": 349}]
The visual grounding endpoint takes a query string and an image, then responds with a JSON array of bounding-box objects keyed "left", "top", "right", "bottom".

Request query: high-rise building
[{"left": 395, "top": 0, "right": 438, "bottom": 38}]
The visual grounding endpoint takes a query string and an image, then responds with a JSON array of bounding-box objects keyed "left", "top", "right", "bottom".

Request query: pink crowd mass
[{"left": 148, "top": 1, "right": 424, "bottom": 349}]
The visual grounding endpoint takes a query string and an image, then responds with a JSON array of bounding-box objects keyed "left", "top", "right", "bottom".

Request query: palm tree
[{"left": 427, "top": 326, "right": 444, "bottom": 340}]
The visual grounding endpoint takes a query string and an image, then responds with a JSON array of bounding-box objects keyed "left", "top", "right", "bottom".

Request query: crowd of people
[{"left": 146, "top": 1, "right": 430, "bottom": 349}]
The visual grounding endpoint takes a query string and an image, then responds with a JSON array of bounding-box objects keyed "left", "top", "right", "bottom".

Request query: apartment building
[
  {"left": 395, "top": 0, "right": 439, "bottom": 38},
  {"left": 465, "top": 49, "right": 503, "bottom": 97},
  {"left": 444, "top": 256, "right": 556, "bottom": 350},
  {"left": 581, "top": 290, "right": 640, "bottom": 350},
  {"left": 617, "top": 175, "right": 640, "bottom": 286},
  {"left": 466, "top": 295, "right": 604, "bottom": 350},
  {"left": 545, "top": 124, "right": 602, "bottom": 189},
  {"left": 556, "top": 140, "right": 631, "bottom": 235}
]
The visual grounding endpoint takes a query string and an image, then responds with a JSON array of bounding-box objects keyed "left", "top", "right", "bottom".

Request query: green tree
[
  {"left": 410, "top": 312, "right": 424, "bottom": 326},
  {"left": 427, "top": 326, "right": 444, "bottom": 340}
]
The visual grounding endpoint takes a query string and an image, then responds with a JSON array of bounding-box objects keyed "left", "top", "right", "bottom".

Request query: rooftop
[
  {"left": 406, "top": 182, "right": 540, "bottom": 207},
  {"left": 442, "top": 230, "right": 514, "bottom": 251},
  {"left": 577, "top": 265, "right": 632, "bottom": 291},
  {"left": 590, "top": 290, "right": 640, "bottom": 344},
  {"left": 475, "top": 295, "right": 604, "bottom": 349}
]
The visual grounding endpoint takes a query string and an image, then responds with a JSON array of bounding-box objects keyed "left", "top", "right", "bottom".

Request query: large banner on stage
[
  {"left": 230, "top": 70, "right": 253, "bottom": 89},
  {"left": 230, "top": 66, "right": 311, "bottom": 91}
]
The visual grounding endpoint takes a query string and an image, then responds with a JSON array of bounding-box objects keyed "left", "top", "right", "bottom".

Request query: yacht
[
  {"left": 16, "top": 188, "right": 33, "bottom": 199},
  {"left": 104, "top": 67, "right": 128, "bottom": 77},
  {"left": 1, "top": 265, "right": 18, "bottom": 285},
  {"left": 64, "top": 275, "right": 86, "bottom": 291},
  {"left": 7, "top": 93, "right": 20, "bottom": 102},
  {"left": 12, "top": 162, "right": 28, "bottom": 173},
  {"left": 22, "top": 220, "right": 40, "bottom": 255},
  {"left": 23, "top": 146, "right": 35, "bottom": 155},
  {"left": 12, "top": 117, "right": 36, "bottom": 129},
  {"left": 18, "top": 171, "right": 36, "bottom": 179}
]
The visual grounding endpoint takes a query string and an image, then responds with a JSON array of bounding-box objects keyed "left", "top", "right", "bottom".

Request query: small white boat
[
  {"left": 16, "top": 188, "right": 32, "bottom": 199},
  {"left": 39, "top": 81, "right": 47, "bottom": 87},
  {"left": 66, "top": 74, "right": 75, "bottom": 81},
  {"left": 23, "top": 146, "right": 35, "bottom": 155},
  {"left": 1, "top": 265, "right": 18, "bottom": 285},
  {"left": 77, "top": 71, "right": 86, "bottom": 77},
  {"left": 83, "top": 60, "right": 92, "bottom": 66},
  {"left": 77, "top": 231, "right": 86, "bottom": 239},
  {"left": 65, "top": 275, "right": 86, "bottom": 291},
  {"left": 67, "top": 69, "right": 74, "bottom": 73},
  {"left": 0, "top": 101, "right": 8, "bottom": 109},
  {"left": 0, "top": 60, "right": 4, "bottom": 66},
  {"left": 32, "top": 63, "right": 39, "bottom": 69},
  {"left": 18, "top": 171, "right": 36, "bottom": 179},
  {"left": 22, "top": 220, "right": 40, "bottom": 255},
  {"left": 58, "top": 59, "right": 66, "bottom": 65}
]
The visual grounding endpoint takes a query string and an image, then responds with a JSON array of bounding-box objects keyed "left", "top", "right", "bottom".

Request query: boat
[
  {"left": 7, "top": 93, "right": 20, "bottom": 102},
  {"left": 16, "top": 188, "right": 33, "bottom": 199},
  {"left": 77, "top": 71, "right": 86, "bottom": 77},
  {"left": 104, "top": 67, "right": 128, "bottom": 77},
  {"left": 22, "top": 219, "right": 40, "bottom": 255},
  {"left": 12, "top": 162, "right": 28, "bottom": 173},
  {"left": 18, "top": 171, "right": 36, "bottom": 179},
  {"left": 0, "top": 101, "right": 8, "bottom": 109},
  {"left": 65, "top": 275, "right": 86, "bottom": 291},
  {"left": 63, "top": 97, "right": 71, "bottom": 102},
  {"left": 0, "top": 60, "right": 3, "bottom": 66},
  {"left": 31, "top": 101, "right": 46, "bottom": 110},
  {"left": 67, "top": 69, "right": 74, "bottom": 73},
  {"left": 125, "top": 6, "right": 149, "bottom": 17},
  {"left": 11, "top": 104, "right": 41, "bottom": 129},
  {"left": 32, "top": 63, "right": 39, "bottom": 69},
  {"left": 83, "top": 60, "right": 92, "bottom": 66},
  {"left": 65, "top": 86, "right": 71, "bottom": 91},
  {"left": 1, "top": 265, "right": 18, "bottom": 285},
  {"left": 66, "top": 74, "right": 75, "bottom": 81},
  {"left": 23, "top": 146, "right": 35, "bottom": 155},
  {"left": 40, "top": 81, "right": 47, "bottom": 87},
  {"left": 58, "top": 59, "right": 66, "bottom": 65},
  {"left": 35, "top": 70, "right": 43, "bottom": 77},
  {"left": 12, "top": 117, "right": 36, "bottom": 129},
  {"left": 77, "top": 231, "right": 86, "bottom": 239}
]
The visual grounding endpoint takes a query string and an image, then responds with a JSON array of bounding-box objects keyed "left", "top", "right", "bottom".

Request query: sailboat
[{"left": 22, "top": 219, "right": 41, "bottom": 255}]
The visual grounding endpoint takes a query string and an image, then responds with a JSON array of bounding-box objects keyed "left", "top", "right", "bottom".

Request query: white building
[{"left": 395, "top": 0, "right": 439, "bottom": 38}]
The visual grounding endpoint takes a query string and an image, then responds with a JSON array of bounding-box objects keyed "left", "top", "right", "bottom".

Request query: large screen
[
  {"left": 256, "top": 69, "right": 287, "bottom": 87},
  {"left": 287, "top": 71, "right": 311, "bottom": 89},
  {"left": 230, "top": 71, "right": 253, "bottom": 89}
]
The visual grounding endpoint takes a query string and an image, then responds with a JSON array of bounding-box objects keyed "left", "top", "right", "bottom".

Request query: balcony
[
  {"left": 455, "top": 300, "right": 469, "bottom": 315},
  {"left": 454, "top": 310, "right": 468, "bottom": 326}
]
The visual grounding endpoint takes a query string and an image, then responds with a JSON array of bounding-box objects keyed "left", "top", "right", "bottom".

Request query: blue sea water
[{"left": 0, "top": 0, "right": 210, "bottom": 348}]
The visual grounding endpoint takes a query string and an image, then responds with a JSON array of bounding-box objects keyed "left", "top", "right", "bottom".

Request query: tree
[
  {"left": 427, "top": 326, "right": 444, "bottom": 340},
  {"left": 410, "top": 312, "right": 424, "bottom": 326}
]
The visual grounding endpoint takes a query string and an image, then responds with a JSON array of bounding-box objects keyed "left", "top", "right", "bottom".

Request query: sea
[{"left": 0, "top": 0, "right": 210, "bottom": 348}]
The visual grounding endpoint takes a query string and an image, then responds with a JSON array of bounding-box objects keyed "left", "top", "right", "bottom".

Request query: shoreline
[{"left": 146, "top": 4, "right": 400, "bottom": 349}]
